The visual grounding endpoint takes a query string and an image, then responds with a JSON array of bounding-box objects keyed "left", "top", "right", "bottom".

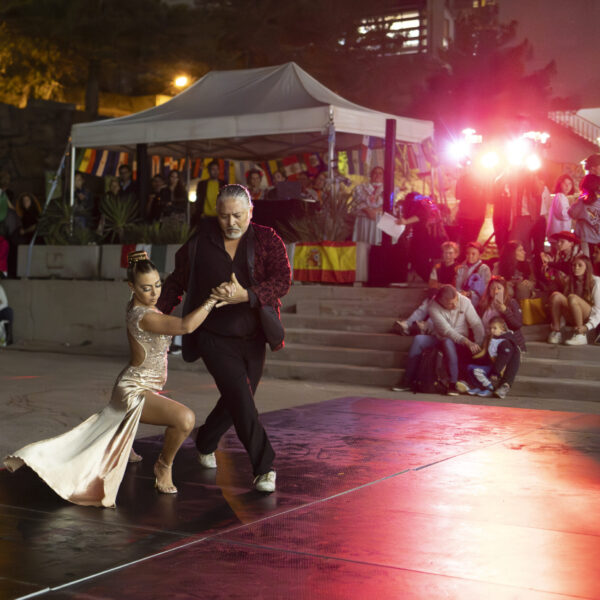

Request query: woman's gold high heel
[
  {"left": 153, "top": 455, "right": 177, "bottom": 494},
  {"left": 128, "top": 447, "right": 143, "bottom": 463}
]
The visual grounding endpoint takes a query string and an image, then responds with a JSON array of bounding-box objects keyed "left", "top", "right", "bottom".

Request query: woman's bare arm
[{"left": 139, "top": 298, "right": 218, "bottom": 336}]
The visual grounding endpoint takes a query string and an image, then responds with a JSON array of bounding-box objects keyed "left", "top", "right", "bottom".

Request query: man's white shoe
[
  {"left": 547, "top": 330, "right": 562, "bottom": 344},
  {"left": 254, "top": 471, "right": 276, "bottom": 493},
  {"left": 565, "top": 333, "right": 588, "bottom": 346},
  {"left": 198, "top": 452, "right": 217, "bottom": 469}
]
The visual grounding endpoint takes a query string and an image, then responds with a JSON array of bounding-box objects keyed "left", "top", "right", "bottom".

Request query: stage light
[
  {"left": 506, "top": 138, "right": 530, "bottom": 166},
  {"left": 448, "top": 139, "right": 470, "bottom": 162},
  {"left": 525, "top": 154, "right": 542, "bottom": 171},
  {"left": 174, "top": 75, "right": 189, "bottom": 88},
  {"left": 480, "top": 151, "right": 499, "bottom": 169}
]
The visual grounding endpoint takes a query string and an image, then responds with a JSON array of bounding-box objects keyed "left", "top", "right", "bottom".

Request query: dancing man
[{"left": 158, "top": 184, "right": 291, "bottom": 493}]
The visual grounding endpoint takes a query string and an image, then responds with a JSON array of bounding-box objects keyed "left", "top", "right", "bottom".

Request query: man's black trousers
[{"left": 194, "top": 330, "right": 275, "bottom": 476}]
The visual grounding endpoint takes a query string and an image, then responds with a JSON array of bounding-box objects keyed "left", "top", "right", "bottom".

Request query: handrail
[{"left": 548, "top": 111, "right": 600, "bottom": 146}]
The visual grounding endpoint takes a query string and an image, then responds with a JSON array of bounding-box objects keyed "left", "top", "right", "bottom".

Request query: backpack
[
  {"left": 411, "top": 345, "right": 450, "bottom": 394},
  {"left": 421, "top": 198, "right": 449, "bottom": 243},
  {"left": 464, "top": 263, "right": 487, "bottom": 298}
]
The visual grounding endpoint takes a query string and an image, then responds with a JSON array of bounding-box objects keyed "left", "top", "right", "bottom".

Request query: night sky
[{"left": 499, "top": 0, "right": 600, "bottom": 107}]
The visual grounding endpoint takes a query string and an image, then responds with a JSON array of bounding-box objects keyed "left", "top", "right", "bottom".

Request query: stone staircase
[{"left": 264, "top": 285, "right": 600, "bottom": 401}]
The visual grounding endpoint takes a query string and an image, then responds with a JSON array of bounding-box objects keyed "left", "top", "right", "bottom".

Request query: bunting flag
[
  {"left": 422, "top": 137, "right": 439, "bottom": 167},
  {"left": 416, "top": 144, "right": 429, "bottom": 174},
  {"left": 337, "top": 151, "right": 349, "bottom": 176},
  {"left": 407, "top": 144, "right": 418, "bottom": 170},
  {"left": 260, "top": 161, "right": 273, "bottom": 185},
  {"left": 268, "top": 159, "right": 280, "bottom": 178},
  {"left": 151, "top": 156, "right": 161, "bottom": 176},
  {"left": 293, "top": 242, "right": 357, "bottom": 283},
  {"left": 120, "top": 243, "right": 152, "bottom": 268},
  {"left": 282, "top": 155, "right": 302, "bottom": 180},
  {"left": 373, "top": 148, "right": 385, "bottom": 169},
  {"left": 192, "top": 158, "right": 202, "bottom": 178}
]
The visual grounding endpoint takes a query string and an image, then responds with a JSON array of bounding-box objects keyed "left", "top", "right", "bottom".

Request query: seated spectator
[
  {"left": 194, "top": 160, "right": 225, "bottom": 221},
  {"left": 477, "top": 276, "right": 526, "bottom": 351},
  {"left": 265, "top": 169, "right": 287, "bottom": 201},
  {"left": 147, "top": 174, "right": 166, "bottom": 223},
  {"left": 0, "top": 281, "right": 13, "bottom": 345},
  {"left": 73, "top": 172, "right": 94, "bottom": 229},
  {"left": 352, "top": 166, "right": 384, "bottom": 245},
  {"left": 568, "top": 173, "right": 600, "bottom": 258},
  {"left": 392, "top": 285, "right": 484, "bottom": 395},
  {"left": 246, "top": 168, "right": 265, "bottom": 202},
  {"left": 547, "top": 255, "right": 600, "bottom": 345},
  {"left": 458, "top": 316, "right": 521, "bottom": 399},
  {"left": 311, "top": 171, "right": 331, "bottom": 205},
  {"left": 546, "top": 174, "right": 575, "bottom": 241},
  {"left": 493, "top": 240, "right": 535, "bottom": 300},
  {"left": 397, "top": 193, "right": 449, "bottom": 282},
  {"left": 538, "top": 231, "right": 580, "bottom": 294},
  {"left": 297, "top": 171, "right": 318, "bottom": 203},
  {"left": 16, "top": 193, "right": 42, "bottom": 244},
  {"left": 455, "top": 241, "right": 491, "bottom": 307},
  {"left": 395, "top": 241, "right": 459, "bottom": 335},
  {"left": 159, "top": 169, "right": 187, "bottom": 224}
]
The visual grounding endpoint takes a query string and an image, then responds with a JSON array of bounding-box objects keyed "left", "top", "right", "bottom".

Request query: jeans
[{"left": 402, "top": 334, "right": 469, "bottom": 386}]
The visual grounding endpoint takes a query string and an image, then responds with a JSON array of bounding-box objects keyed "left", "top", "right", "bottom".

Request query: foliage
[
  {"left": 282, "top": 188, "right": 360, "bottom": 243},
  {"left": 36, "top": 197, "right": 97, "bottom": 245},
  {"left": 99, "top": 194, "right": 140, "bottom": 243},
  {"left": 122, "top": 220, "right": 195, "bottom": 246}
]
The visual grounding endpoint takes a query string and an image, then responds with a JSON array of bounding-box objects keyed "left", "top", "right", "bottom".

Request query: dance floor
[{"left": 1, "top": 396, "right": 600, "bottom": 599}]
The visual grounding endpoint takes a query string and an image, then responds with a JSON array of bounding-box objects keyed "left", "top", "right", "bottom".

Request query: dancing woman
[{"left": 4, "top": 251, "right": 221, "bottom": 507}]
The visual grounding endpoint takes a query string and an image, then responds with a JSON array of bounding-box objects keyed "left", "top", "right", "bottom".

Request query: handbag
[{"left": 520, "top": 297, "right": 548, "bottom": 325}]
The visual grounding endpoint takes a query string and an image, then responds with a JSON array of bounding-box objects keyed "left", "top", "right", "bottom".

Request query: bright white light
[
  {"left": 462, "top": 128, "right": 476, "bottom": 137},
  {"left": 188, "top": 191, "right": 197, "bottom": 203},
  {"left": 525, "top": 154, "right": 542, "bottom": 171},
  {"left": 174, "top": 75, "right": 189, "bottom": 88},
  {"left": 506, "top": 138, "right": 530, "bottom": 165},
  {"left": 480, "top": 151, "right": 499, "bottom": 169},
  {"left": 448, "top": 139, "right": 470, "bottom": 162}
]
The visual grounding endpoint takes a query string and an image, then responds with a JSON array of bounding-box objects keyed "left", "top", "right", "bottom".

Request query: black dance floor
[{"left": 1, "top": 397, "right": 600, "bottom": 599}]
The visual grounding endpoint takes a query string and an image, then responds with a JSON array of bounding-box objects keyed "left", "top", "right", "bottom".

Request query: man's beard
[{"left": 225, "top": 228, "right": 243, "bottom": 239}]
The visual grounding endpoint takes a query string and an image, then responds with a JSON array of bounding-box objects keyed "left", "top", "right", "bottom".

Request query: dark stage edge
[{"left": 1, "top": 397, "right": 600, "bottom": 600}]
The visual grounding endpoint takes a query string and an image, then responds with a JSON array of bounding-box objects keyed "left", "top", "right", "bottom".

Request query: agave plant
[
  {"left": 283, "top": 188, "right": 360, "bottom": 242},
  {"left": 37, "top": 197, "right": 97, "bottom": 245},
  {"left": 100, "top": 194, "right": 140, "bottom": 243}
]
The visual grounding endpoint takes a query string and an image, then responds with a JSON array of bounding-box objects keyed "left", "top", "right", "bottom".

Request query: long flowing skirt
[{"left": 3, "top": 368, "right": 160, "bottom": 508}]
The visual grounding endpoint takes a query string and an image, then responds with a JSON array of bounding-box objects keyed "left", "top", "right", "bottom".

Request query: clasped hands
[{"left": 210, "top": 272, "right": 249, "bottom": 307}]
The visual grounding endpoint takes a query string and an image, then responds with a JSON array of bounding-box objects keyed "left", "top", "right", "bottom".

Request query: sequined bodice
[{"left": 125, "top": 305, "right": 171, "bottom": 387}]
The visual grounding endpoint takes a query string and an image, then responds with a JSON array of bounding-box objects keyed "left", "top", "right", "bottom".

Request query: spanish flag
[{"left": 293, "top": 242, "right": 356, "bottom": 283}]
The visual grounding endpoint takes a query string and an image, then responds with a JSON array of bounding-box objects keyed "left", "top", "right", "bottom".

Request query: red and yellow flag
[{"left": 293, "top": 242, "right": 356, "bottom": 283}]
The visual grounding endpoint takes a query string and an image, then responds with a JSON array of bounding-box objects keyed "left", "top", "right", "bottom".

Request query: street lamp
[{"left": 174, "top": 75, "right": 190, "bottom": 89}]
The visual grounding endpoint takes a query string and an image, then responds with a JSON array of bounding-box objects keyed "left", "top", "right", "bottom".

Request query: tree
[{"left": 408, "top": 4, "right": 561, "bottom": 133}]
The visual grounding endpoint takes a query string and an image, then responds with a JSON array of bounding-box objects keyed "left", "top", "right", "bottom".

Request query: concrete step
[
  {"left": 285, "top": 328, "right": 410, "bottom": 351},
  {"left": 519, "top": 355, "right": 600, "bottom": 380},
  {"left": 525, "top": 340, "right": 600, "bottom": 360},
  {"left": 295, "top": 297, "right": 427, "bottom": 318},
  {"left": 510, "top": 375, "right": 600, "bottom": 400},
  {"left": 271, "top": 343, "right": 403, "bottom": 368},
  {"left": 282, "top": 313, "right": 394, "bottom": 333}
]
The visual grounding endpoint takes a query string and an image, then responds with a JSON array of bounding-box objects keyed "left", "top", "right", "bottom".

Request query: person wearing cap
[
  {"left": 585, "top": 154, "right": 600, "bottom": 176},
  {"left": 455, "top": 241, "right": 491, "bottom": 308},
  {"left": 568, "top": 173, "right": 600, "bottom": 257},
  {"left": 539, "top": 231, "right": 580, "bottom": 294}
]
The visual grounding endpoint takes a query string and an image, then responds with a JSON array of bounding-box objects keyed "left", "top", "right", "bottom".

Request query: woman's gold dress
[{"left": 3, "top": 305, "right": 171, "bottom": 507}]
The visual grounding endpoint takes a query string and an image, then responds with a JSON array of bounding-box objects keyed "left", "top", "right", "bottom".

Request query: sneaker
[
  {"left": 455, "top": 381, "right": 470, "bottom": 394},
  {"left": 494, "top": 383, "right": 510, "bottom": 399},
  {"left": 394, "top": 320, "right": 410, "bottom": 335},
  {"left": 547, "top": 330, "right": 562, "bottom": 344},
  {"left": 467, "top": 387, "right": 482, "bottom": 396},
  {"left": 254, "top": 470, "right": 276, "bottom": 493},
  {"left": 475, "top": 388, "right": 493, "bottom": 397},
  {"left": 447, "top": 384, "right": 459, "bottom": 396},
  {"left": 565, "top": 333, "right": 588, "bottom": 346},
  {"left": 168, "top": 344, "right": 182, "bottom": 355},
  {"left": 473, "top": 368, "right": 493, "bottom": 390},
  {"left": 595, "top": 331, "right": 600, "bottom": 345},
  {"left": 391, "top": 385, "right": 412, "bottom": 392},
  {"left": 198, "top": 452, "right": 217, "bottom": 469}
]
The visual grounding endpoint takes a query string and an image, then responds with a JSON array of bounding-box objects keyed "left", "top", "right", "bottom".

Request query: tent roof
[{"left": 71, "top": 62, "right": 433, "bottom": 159}]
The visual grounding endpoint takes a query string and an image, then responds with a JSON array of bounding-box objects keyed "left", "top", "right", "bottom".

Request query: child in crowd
[
  {"left": 546, "top": 174, "right": 575, "bottom": 240},
  {"left": 457, "top": 316, "right": 521, "bottom": 399},
  {"left": 538, "top": 231, "right": 580, "bottom": 295},
  {"left": 455, "top": 241, "right": 491, "bottom": 308},
  {"left": 568, "top": 174, "right": 600, "bottom": 258}
]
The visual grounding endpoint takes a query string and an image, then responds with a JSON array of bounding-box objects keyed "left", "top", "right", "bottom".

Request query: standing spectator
[
  {"left": 298, "top": 171, "right": 318, "bottom": 202},
  {"left": 195, "top": 160, "right": 225, "bottom": 221},
  {"left": 397, "top": 192, "right": 449, "bottom": 282},
  {"left": 493, "top": 240, "right": 535, "bottom": 300},
  {"left": 393, "top": 285, "right": 484, "bottom": 395},
  {"left": 73, "top": 172, "right": 94, "bottom": 229},
  {"left": 16, "top": 193, "right": 42, "bottom": 244},
  {"left": 311, "top": 171, "right": 330, "bottom": 205},
  {"left": 246, "top": 169, "right": 265, "bottom": 202},
  {"left": 546, "top": 174, "right": 575, "bottom": 240},
  {"left": 0, "top": 184, "right": 20, "bottom": 278},
  {"left": 159, "top": 170, "right": 188, "bottom": 224},
  {"left": 352, "top": 166, "right": 384, "bottom": 245},
  {"left": 147, "top": 174, "right": 166, "bottom": 223},
  {"left": 264, "top": 169, "right": 287, "bottom": 201},
  {"left": 0, "top": 281, "right": 12, "bottom": 345},
  {"left": 455, "top": 241, "right": 491, "bottom": 308},
  {"left": 547, "top": 255, "right": 600, "bottom": 345},
  {"left": 584, "top": 154, "right": 600, "bottom": 176},
  {"left": 455, "top": 162, "right": 486, "bottom": 257},
  {"left": 539, "top": 231, "right": 580, "bottom": 294},
  {"left": 118, "top": 164, "right": 137, "bottom": 201},
  {"left": 568, "top": 174, "right": 600, "bottom": 257}
]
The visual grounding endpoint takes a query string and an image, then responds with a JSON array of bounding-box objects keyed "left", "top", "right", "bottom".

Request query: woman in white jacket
[
  {"left": 547, "top": 255, "right": 600, "bottom": 345},
  {"left": 546, "top": 174, "right": 575, "bottom": 241}
]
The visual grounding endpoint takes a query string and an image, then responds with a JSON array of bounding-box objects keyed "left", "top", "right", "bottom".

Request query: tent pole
[
  {"left": 70, "top": 143, "right": 76, "bottom": 206},
  {"left": 185, "top": 151, "right": 191, "bottom": 225},
  {"left": 327, "top": 115, "right": 336, "bottom": 198}
]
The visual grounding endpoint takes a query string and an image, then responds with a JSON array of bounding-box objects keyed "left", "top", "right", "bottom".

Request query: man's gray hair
[{"left": 216, "top": 184, "right": 253, "bottom": 208}]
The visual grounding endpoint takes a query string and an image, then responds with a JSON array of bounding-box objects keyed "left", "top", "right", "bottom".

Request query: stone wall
[{"left": 0, "top": 99, "right": 86, "bottom": 201}]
